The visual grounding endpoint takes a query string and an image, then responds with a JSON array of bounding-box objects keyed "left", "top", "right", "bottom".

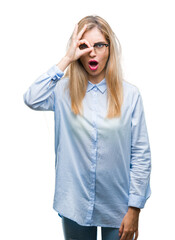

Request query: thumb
[
  {"left": 134, "top": 230, "right": 139, "bottom": 240},
  {"left": 119, "top": 221, "right": 124, "bottom": 236}
]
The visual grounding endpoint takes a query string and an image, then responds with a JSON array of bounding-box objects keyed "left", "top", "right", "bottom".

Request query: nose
[{"left": 89, "top": 47, "right": 96, "bottom": 57}]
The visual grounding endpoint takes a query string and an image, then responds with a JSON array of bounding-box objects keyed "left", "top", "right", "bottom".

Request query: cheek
[{"left": 100, "top": 53, "right": 109, "bottom": 67}]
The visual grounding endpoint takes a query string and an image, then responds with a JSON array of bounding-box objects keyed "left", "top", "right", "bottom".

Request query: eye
[
  {"left": 95, "top": 43, "right": 104, "bottom": 48},
  {"left": 79, "top": 43, "right": 88, "bottom": 50}
]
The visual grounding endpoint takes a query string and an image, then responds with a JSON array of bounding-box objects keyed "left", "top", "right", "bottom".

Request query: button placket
[{"left": 85, "top": 86, "right": 98, "bottom": 225}]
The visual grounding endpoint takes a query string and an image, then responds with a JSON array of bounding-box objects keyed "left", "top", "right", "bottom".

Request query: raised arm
[
  {"left": 23, "top": 64, "right": 64, "bottom": 111},
  {"left": 23, "top": 23, "right": 93, "bottom": 111}
]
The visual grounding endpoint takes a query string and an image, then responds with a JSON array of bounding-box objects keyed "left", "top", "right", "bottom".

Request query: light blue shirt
[{"left": 23, "top": 64, "right": 151, "bottom": 228}]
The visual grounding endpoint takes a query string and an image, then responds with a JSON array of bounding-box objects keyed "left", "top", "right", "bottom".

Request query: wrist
[
  {"left": 56, "top": 56, "right": 71, "bottom": 72},
  {"left": 128, "top": 206, "right": 141, "bottom": 214},
  {"left": 64, "top": 55, "right": 73, "bottom": 65},
  {"left": 64, "top": 55, "right": 72, "bottom": 64}
]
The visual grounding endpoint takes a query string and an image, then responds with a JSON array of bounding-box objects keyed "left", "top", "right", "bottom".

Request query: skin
[
  {"left": 119, "top": 207, "right": 140, "bottom": 240},
  {"left": 56, "top": 24, "right": 110, "bottom": 85},
  {"left": 56, "top": 23, "right": 140, "bottom": 240},
  {"left": 56, "top": 24, "right": 94, "bottom": 72},
  {"left": 79, "top": 26, "right": 109, "bottom": 84}
]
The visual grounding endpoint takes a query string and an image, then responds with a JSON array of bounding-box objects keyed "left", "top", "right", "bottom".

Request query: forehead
[{"left": 81, "top": 27, "right": 106, "bottom": 43}]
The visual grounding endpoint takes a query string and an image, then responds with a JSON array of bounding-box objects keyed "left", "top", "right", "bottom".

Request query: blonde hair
[{"left": 64, "top": 15, "right": 124, "bottom": 119}]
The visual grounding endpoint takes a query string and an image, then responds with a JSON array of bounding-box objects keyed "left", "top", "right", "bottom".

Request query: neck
[{"left": 88, "top": 70, "right": 106, "bottom": 84}]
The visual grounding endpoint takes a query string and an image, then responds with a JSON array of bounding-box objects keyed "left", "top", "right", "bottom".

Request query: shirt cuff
[
  {"left": 47, "top": 64, "right": 64, "bottom": 81},
  {"left": 128, "top": 194, "right": 146, "bottom": 209}
]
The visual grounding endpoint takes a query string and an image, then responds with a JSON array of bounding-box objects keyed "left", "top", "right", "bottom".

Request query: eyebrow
[{"left": 93, "top": 41, "right": 107, "bottom": 46}]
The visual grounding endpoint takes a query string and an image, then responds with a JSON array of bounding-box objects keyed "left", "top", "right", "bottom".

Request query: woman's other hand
[{"left": 119, "top": 207, "right": 140, "bottom": 240}]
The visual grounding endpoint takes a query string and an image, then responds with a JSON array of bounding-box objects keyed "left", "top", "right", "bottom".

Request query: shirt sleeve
[
  {"left": 128, "top": 89, "right": 152, "bottom": 209},
  {"left": 23, "top": 64, "right": 64, "bottom": 111}
]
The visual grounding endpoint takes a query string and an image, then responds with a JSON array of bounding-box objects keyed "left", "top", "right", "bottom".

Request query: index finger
[
  {"left": 77, "top": 24, "right": 87, "bottom": 40},
  {"left": 72, "top": 23, "right": 78, "bottom": 40}
]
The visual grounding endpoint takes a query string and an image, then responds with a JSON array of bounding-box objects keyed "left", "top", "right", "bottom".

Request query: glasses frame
[{"left": 79, "top": 42, "right": 109, "bottom": 53}]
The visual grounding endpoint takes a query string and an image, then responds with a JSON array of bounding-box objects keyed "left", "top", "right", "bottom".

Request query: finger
[
  {"left": 129, "top": 232, "right": 134, "bottom": 240},
  {"left": 119, "top": 222, "right": 124, "bottom": 237},
  {"left": 134, "top": 230, "right": 138, "bottom": 240},
  {"left": 77, "top": 24, "right": 87, "bottom": 40},
  {"left": 72, "top": 23, "right": 78, "bottom": 40},
  {"left": 78, "top": 39, "right": 91, "bottom": 48},
  {"left": 78, "top": 47, "right": 94, "bottom": 57},
  {"left": 120, "top": 231, "right": 127, "bottom": 240}
]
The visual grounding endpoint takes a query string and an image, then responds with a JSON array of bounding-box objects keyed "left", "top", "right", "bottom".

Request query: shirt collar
[{"left": 86, "top": 78, "right": 107, "bottom": 94}]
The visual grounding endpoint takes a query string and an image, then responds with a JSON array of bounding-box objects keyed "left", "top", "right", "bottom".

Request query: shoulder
[
  {"left": 123, "top": 79, "right": 140, "bottom": 101},
  {"left": 122, "top": 79, "right": 140, "bottom": 96},
  {"left": 122, "top": 79, "right": 141, "bottom": 111}
]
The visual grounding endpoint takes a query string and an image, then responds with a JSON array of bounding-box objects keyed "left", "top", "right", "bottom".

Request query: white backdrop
[{"left": 0, "top": 0, "right": 175, "bottom": 239}]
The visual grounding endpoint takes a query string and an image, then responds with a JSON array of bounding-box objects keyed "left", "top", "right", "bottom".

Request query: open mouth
[{"left": 88, "top": 60, "right": 99, "bottom": 71}]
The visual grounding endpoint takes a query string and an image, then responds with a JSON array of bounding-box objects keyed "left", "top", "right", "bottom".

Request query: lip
[{"left": 88, "top": 60, "right": 99, "bottom": 71}]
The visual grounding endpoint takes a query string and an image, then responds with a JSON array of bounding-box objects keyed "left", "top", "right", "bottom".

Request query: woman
[{"left": 23, "top": 15, "right": 151, "bottom": 240}]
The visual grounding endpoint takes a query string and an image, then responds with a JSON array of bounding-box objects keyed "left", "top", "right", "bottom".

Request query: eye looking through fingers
[
  {"left": 78, "top": 39, "right": 92, "bottom": 51},
  {"left": 79, "top": 43, "right": 88, "bottom": 50}
]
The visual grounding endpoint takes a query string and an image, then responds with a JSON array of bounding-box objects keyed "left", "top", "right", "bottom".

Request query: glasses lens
[{"left": 94, "top": 43, "right": 108, "bottom": 54}]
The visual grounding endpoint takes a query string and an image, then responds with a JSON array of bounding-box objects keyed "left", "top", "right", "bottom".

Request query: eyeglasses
[{"left": 79, "top": 42, "right": 109, "bottom": 54}]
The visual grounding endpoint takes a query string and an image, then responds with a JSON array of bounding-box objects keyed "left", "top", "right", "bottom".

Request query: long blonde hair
[{"left": 64, "top": 15, "right": 124, "bottom": 119}]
